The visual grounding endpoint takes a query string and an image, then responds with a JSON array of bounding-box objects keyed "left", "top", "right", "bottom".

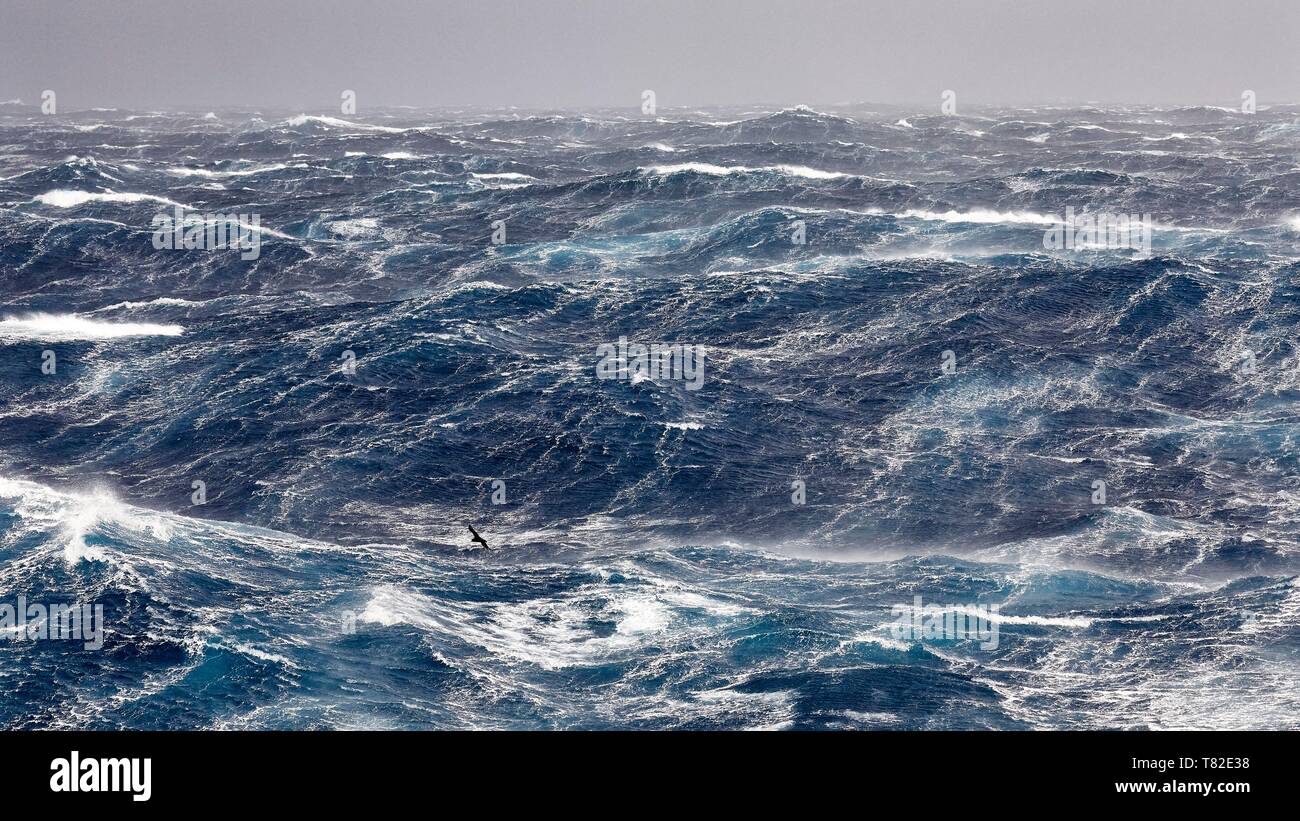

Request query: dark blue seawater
[{"left": 1, "top": 102, "right": 1298, "bottom": 729}]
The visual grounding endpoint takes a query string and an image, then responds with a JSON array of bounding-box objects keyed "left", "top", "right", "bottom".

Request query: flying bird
[{"left": 467, "top": 524, "right": 489, "bottom": 550}]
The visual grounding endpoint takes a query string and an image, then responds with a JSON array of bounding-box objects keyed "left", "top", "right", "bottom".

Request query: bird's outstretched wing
[{"left": 467, "top": 524, "right": 489, "bottom": 548}]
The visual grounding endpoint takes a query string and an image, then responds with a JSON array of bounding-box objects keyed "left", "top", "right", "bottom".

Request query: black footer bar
[{"left": 4, "top": 730, "right": 1279, "bottom": 808}]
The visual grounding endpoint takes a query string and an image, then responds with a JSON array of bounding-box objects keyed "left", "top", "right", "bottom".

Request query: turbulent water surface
[{"left": 1, "top": 102, "right": 1299, "bottom": 729}]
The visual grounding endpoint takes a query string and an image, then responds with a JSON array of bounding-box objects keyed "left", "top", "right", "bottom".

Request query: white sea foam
[
  {"left": 226, "top": 642, "right": 295, "bottom": 666},
  {"left": 472, "top": 172, "right": 534, "bottom": 181},
  {"left": 0, "top": 477, "right": 172, "bottom": 564},
  {"left": 841, "top": 710, "right": 901, "bottom": 725},
  {"left": 1143, "top": 132, "right": 1219, "bottom": 143},
  {"left": 358, "top": 572, "right": 747, "bottom": 671},
  {"left": 165, "top": 162, "right": 296, "bottom": 178},
  {"left": 615, "top": 596, "right": 671, "bottom": 634},
  {"left": 470, "top": 171, "right": 536, "bottom": 189},
  {"left": 0, "top": 313, "right": 184, "bottom": 341},
  {"left": 952, "top": 607, "right": 1093, "bottom": 628},
  {"left": 33, "top": 190, "right": 186, "bottom": 209},
  {"left": 164, "top": 212, "right": 298, "bottom": 242},
  {"left": 327, "top": 217, "right": 382, "bottom": 239},
  {"left": 842, "top": 632, "right": 913, "bottom": 651},
  {"left": 881, "top": 207, "right": 1057, "bottom": 225}
]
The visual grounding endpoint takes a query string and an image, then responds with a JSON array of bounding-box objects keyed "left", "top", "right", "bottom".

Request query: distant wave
[
  {"left": 642, "top": 162, "right": 849, "bottom": 180},
  {"left": 282, "top": 114, "right": 405, "bottom": 133},
  {"left": 0, "top": 313, "right": 184, "bottom": 340},
  {"left": 92, "top": 297, "right": 203, "bottom": 312}
]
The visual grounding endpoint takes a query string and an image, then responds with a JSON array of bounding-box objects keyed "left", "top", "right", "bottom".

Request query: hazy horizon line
[{"left": 3, "top": 98, "right": 1295, "bottom": 115}]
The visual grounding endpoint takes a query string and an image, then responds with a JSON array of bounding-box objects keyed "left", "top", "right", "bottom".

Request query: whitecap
[
  {"left": 643, "top": 163, "right": 847, "bottom": 180},
  {"left": 0, "top": 477, "right": 172, "bottom": 565},
  {"left": 0, "top": 313, "right": 184, "bottom": 341},
  {"left": 470, "top": 171, "right": 535, "bottom": 181},
  {"left": 327, "top": 217, "right": 381, "bottom": 239},
  {"left": 93, "top": 297, "right": 202, "bottom": 312},
  {"left": 470, "top": 171, "right": 536, "bottom": 189},
  {"left": 33, "top": 189, "right": 186, "bottom": 209},
  {"left": 283, "top": 114, "right": 405, "bottom": 133},
  {"left": 883, "top": 207, "right": 1057, "bottom": 225},
  {"left": 165, "top": 162, "right": 296, "bottom": 178}
]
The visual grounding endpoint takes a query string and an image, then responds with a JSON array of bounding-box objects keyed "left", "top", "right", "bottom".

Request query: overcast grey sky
[{"left": 2, "top": 0, "right": 1296, "bottom": 111}]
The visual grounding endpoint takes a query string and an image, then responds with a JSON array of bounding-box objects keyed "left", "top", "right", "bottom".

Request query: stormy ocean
[{"left": 1, "top": 101, "right": 1298, "bottom": 730}]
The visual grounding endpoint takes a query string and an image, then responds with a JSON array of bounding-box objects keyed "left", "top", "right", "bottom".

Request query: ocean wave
[{"left": 3, "top": 102, "right": 1299, "bottom": 730}]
